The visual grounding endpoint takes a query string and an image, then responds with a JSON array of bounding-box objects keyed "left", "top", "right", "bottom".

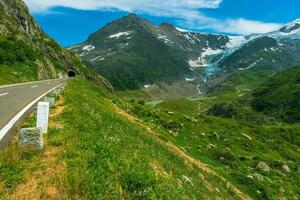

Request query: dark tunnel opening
[{"left": 68, "top": 69, "right": 76, "bottom": 77}]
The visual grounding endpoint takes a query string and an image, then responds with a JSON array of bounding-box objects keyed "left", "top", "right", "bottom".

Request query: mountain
[
  {"left": 0, "top": 0, "right": 112, "bottom": 91},
  {"left": 69, "top": 14, "right": 232, "bottom": 91},
  {"left": 204, "top": 19, "right": 300, "bottom": 93},
  {"left": 70, "top": 14, "right": 300, "bottom": 95}
]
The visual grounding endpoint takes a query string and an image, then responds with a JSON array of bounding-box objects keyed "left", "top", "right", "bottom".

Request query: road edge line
[
  {"left": 0, "top": 78, "right": 64, "bottom": 89},
  {"left": 0, "top": 83, "right": 64, "bottom": 142}
]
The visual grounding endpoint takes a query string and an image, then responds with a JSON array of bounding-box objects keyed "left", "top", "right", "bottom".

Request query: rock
[
  {"left": 19, "top": 127, "right": 43, "bottom": 150},
  {"left": 253, "top": 173, "right": 264, "bottom": 181},
  {"left": 241, "top": 133, "right": 252, "bottom": 140},
  {"left": 247, "top": 175, "right": 254, "bottom": 179},
  {"left": 214, "top": 132, "right": 220, "bottom": 140},
  {"left": 182, "top": 175, "right": 193, "bottom": 186},
  {"left": 257, "top": 161, "right": 271, "bottom": 173},
  {"left": 184, "top": 115, "right": 198, "bottom": 123},
  {"left": 208, "top": 143, "right": 217, "bottom": 149},
  {"left": 282, "top": 164, "right": 290, "bottom": 173},
  {"left": 43, "top": 97, "right": 55, "bottom": 107}
]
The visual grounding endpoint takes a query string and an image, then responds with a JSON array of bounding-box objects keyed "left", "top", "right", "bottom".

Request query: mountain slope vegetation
[
  {"left": 0, "top": 0, "right": 112, "bottom": 91},
  {"left": 0, "top": 78, "right": 248, "bottom": 199},
  {"left": 251, "top": 65, "right": 300, "bottom": 123},
  {"left": 71, "top": 16, "right": 300, "bottom": 95},
  {"left": 70, "top": 14, "right": 230, "bottom": 91}
]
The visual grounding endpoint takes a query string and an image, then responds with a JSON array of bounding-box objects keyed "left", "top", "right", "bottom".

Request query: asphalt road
[{"left": 0, "top": 79, "right": 67, "bottom": 131}]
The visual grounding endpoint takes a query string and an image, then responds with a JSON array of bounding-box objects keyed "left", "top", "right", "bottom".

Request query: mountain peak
[
  {"left": 127, "top": 13, "right": 138, "bottom": 19},
  {"left": 279, "top": 19, "right": 300, "bottom": 33},
  {"left": 159, "top": 22, "right": 177, "bottom": 31}
]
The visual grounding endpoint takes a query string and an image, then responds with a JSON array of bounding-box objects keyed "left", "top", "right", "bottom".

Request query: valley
[{"left": 0, "top": 0, "right": 299, "bottom": 199}]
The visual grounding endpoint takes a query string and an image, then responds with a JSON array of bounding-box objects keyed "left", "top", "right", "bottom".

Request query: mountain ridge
[{"left": 70, "top": 14, "right": 300, "bottom": 97}]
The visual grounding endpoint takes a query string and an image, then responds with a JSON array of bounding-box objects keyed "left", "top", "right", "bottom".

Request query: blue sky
[{"left": 23, "top": 0, "right": 300, "bottom": 47}]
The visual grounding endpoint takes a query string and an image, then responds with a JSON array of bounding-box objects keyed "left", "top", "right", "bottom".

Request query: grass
[
  {"left": 0, "top": 63, "right": 38, "bottom": 85},
  {"left": 118, "top": 95, "right": 300, "bottom": 200},
  {"left": 0, "top": 78, "right": 241, "bottom": 199}
]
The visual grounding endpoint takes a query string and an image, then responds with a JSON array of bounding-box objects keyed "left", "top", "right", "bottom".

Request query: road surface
[{"left": 0, "top": 79, "right": 67, "bottom": 145}]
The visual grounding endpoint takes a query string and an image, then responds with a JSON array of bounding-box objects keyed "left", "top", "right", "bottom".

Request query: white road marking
[
  {"left": 0, "top": 83, "right": 64, "bottom": 141},
  {"left": 0, "top": 79, "right": 62, "bottom": 89},
  {"left": 0, "top": 93, "right": 8, "bottom": 97},
  {"left": 31, "top": 85, "right": 38, "bottom": 88}
]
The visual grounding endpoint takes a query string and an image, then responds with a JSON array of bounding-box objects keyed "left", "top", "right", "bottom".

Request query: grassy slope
[
  {"left": 0, "top": 78, "right": 242, "bottom": 199},
  {"left": 251, "top": 65, "right": 300, "bottom": 123},
  {"left": 119, "top": 98, "right": 300, "bottom": 200}
]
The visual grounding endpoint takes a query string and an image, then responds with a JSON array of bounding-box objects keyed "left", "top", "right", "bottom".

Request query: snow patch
[
  {"left": 144, "top": 85, "right": 151, "bottom": 89},
  {"left": 90, "top": 55, "right": 104, "bottom": 62},
  {"left": 226, "top": 36, "right": 247, "bottom": 49},
  {"left": 188, "top": 48, "right": 223, "bottom": 68},
  {"left": 120, "top": 43, "right": 129, "bottom": 48},
  {"left": 185, "top": 77, "right": 196, "bottom": 82},
  {"left": 175, "top": 27, "right": 188, "bottom": 32},
  {"left": 182, "top": 33, "right": 196, "bottom": 44},
  {"left": 108, "top": 31, "right": 132, "bottom": 39},
  {"left": 157, "top": 34, "right": 172, "bottom": 43},
  {"left": 82, "top": 45, "right": 95, "bottom": 51},
  {"left": 201, "top": 48, "right": 223, "bottom": 57},
  {"left": 188, "top": 57, "right": 207, "bottom": 68},
  {"left": 284, "top": 19, "right": 300, "bottom": 30}
]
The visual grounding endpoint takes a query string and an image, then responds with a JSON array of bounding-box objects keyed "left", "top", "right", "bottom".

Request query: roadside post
[{"left": 36, "top": 102, "right": 50, "bottom": 134}]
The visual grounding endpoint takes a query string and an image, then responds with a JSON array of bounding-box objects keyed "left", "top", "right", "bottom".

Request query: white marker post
[{"left": 36, "top": 102, "right": 49, "bottom": 134}]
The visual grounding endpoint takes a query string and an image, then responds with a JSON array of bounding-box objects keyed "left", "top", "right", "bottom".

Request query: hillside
[
  {"left": 0, "top": 0, "right": 112, "bottom": 91},
  {"left": 116, "top": 91, "right": 300, "bottom": 199},
  {"left": 251, "top": 65, "right": 300, "bottom": 123},
  {"left": 0, "top": 78, "right": 250, "bottom": 199}
]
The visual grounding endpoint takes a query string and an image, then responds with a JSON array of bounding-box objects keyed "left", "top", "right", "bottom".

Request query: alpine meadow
[{"left": 0, "top": 0, "right": 299, "bottom": 199}]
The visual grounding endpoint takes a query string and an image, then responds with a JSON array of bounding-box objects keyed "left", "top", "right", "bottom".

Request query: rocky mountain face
[
  {"left": 70, "top": 14, "right": 230, "bottom": 90},
  {"left": 206, "top": 19, "right": 300, "bottom": 93},
  {"left": 71, "top": 14, "right": 300, "bottom": 93},
  {"left": 0, "top": 0, "right": 113, "bottom": 91}
]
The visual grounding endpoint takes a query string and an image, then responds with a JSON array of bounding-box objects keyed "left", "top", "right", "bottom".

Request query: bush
[
  {"left": 0, "top": 37, "right": 37, "bottom": 65},
  {"left": 207, "top": 102, "right": 237, "bottom": 118}
]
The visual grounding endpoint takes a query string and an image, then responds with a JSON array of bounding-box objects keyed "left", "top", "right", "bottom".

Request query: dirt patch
[
  {"left": 7, "top": 146, "right": 64, "bottom": 200},
  {"left": 4, "top": 97, "right": 66, "bottom": 200},
  {"left": 50, "top": 96, "right": 65, "bottom": 118},
  {"left": 49, "top": 96, "right": 65, "bottom": 129},
  {"left": 114, "top": 105, "right": 251, "bottom": 200}
]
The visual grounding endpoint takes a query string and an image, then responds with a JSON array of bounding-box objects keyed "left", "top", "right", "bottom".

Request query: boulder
[
  {"left": 282, "top": 164, "right": 290, "bottom": 173},
  {"left": 19, "top": 127, "right": 43, "bottom": 150},
  {"left": 257, "top": 161, "right": 271, "bottom": 173},
  {"left": 253, "top": 173, "right": 264, "bottom": 181}
]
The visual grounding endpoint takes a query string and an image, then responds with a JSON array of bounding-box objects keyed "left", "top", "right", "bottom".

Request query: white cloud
[
  {"left": 178, "top": 17, "right": 282, "bottom": 35},
  {"left": 23, "top": 0, "right": 222, "bottom": 14},
  {"left": 23, "top": 0, "right": 282, "bottom": 35}
]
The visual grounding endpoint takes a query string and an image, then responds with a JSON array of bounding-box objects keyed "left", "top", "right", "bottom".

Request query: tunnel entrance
[{"left": 68, "top": 68, "right": 76, "bottom": 77}]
